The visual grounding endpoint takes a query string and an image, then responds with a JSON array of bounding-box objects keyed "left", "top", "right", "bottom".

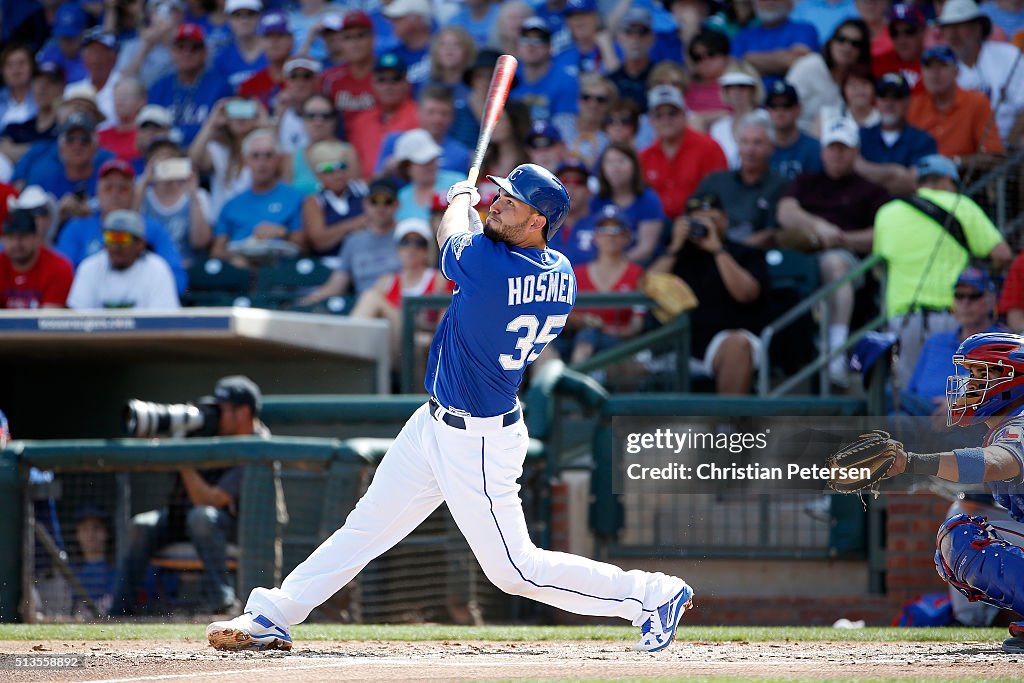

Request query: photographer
[
  {"left": 110, "top": 376, "right": 267, "bottom": 616},
  {"left": 651, "top": 193, "right": 769, "bottom": 395}
]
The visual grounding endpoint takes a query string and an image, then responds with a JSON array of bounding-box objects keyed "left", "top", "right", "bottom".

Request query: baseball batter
[{"left": 208, "top": 164, "right": 693, "bottom": 653}]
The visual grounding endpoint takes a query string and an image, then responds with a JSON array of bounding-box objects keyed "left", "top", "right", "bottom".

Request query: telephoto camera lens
[{"left": 123, "top": 399, "right": 221, "bottom": 438}]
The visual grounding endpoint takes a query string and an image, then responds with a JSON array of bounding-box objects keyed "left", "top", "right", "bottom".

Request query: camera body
[
  {"left": 688, "top": 218, "right": 711, "bottom": 240},
  {"left": 123, "top": 398, "right": 221, "bottom": 438}
]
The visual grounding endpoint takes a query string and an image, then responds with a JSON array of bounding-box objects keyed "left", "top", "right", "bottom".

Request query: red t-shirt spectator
[
  {"left": 322, "top": 65, "right": 375, "bottom": 131},
  {"left": 0, "top": 246, "right": 74, "bottom": 308},
  {"left": 639, "top": 129, "right": 727, "bottom": 220},
  {"left": 347, "top": 99, "right": 419, "bottom": 179},
  {"left": 97, "top": 126, "right": 139, "bottom": 162},
  {"left": 0, "top": 182, "right": 17, "bottom": 226},
  {"left": 573, "top": 261, "right": 645, "bottom": 330},
  {"left": 999, "top": 251, "right": 1024, "bottom": 316},
  {"left": 239, "top": 68, "right": 284, "bottom": 110},
  {"left": 872, "top": 54, "right": 924, "bottom": 95}
]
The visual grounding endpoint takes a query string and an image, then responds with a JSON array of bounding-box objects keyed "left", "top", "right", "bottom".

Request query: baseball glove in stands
[
  {"left": 827, "top": 430, "right": 903, "bottom": 496},
  {"left": 641, "top": 272, "right": 698, "bottom": 324}
]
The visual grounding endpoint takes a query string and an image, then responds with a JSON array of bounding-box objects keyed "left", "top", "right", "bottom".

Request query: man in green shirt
[{"left": 873, "top": 154, "right": 1011, "bottom": 386}]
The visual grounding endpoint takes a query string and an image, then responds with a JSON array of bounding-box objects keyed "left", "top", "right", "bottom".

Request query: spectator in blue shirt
[
  {"left": 733, "top": 0, "right": 820, "bottom": 90},
  {"left": 70, "top": 507, "right": 115, "bottom": 618},
  {"left": 35, "top": 3, "right": 88, "bottom": 85},
  {"left": 608, "top": 7, "right": 658, "bottom": 113},
  {"left": 510, "top": 16, "right": 579, "bottom": 129},
  {"left": 765, "top": 81, "right": 824, "bottom": 179},
  {"left": 856, "top": 72, "right": 937, "bottom": 196},
  {"left": 382, "top": 0, "right": 433, "bottom": 92},
  {"left": 147, "top": 24, "right": 233, "bottom": 145},
  {"left": 554, "top": 0, "right": 615, "bottom": 78},
  {"left": 26, "top": 114, "right": 107, "bottom": 224},
  {"left": 56, "top": 158, "right": 187, "bottom": 293},
  {"left": 550, "top": 158, "right": 599, "bottom": 266},
  {"left": 446, "top": 0, "right": 500, "bottom": 47},
  {"left": 375, "top": 84, "right": 471, "bottom": 177},
  {"left": 214, "top": 0, "right": 268, "bottom": 91},
  {"left": 211, "top": 129, "right": 305, "bottom": 266}
]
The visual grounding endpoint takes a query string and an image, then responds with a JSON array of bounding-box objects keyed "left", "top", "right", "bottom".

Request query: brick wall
[{"left": 885, "top": 493, "right": 950, "bottom": 602}]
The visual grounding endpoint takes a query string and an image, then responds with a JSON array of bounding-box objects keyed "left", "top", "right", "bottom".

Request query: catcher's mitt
[
  {"left": 827, "top": 430, "right": 903, "bottom": 496},
  {"left": 641, "top": 272, "right": 698, "bottom": 324}
]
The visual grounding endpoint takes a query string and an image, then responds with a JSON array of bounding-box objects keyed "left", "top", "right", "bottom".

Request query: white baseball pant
[{"left": 246, "top": 402, "right": 687, "bottom": 626}]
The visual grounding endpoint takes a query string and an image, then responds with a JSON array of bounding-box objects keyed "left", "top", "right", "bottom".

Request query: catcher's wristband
[{"left": 905, "top": 451, "right": 940, "bottom": 476}]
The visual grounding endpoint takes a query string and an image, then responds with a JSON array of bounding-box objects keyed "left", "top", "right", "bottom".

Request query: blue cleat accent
[
  {"left": 207, "top": 611, "right": 293, "bottom": 651},
  {"left": 633, "top": 584, "right": 694, "bottom": 652}
]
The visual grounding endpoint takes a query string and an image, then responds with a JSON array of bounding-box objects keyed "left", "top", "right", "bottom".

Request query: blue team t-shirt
[
  {"left": 589, "top": 189, "right": 666, "bottom": 236},
  {"left": 859, "top": 124, "right": 937, "bottom": 167},
  {"left": 510, "top": 64, "right": 579, "bottom": 122},
  {"left": 427, "top": 231, "right": 575, "bottom": 417},
  {"left": 733, "top": 20, "right": 820, "bottom": 89},
  {"left": 213, "top": 42, "right": 268, "bottom": 91},
  {"left": 147, "top": 70, "right": 233, "bottom": 145},
  {"left": 215, "top": 182, "right": 305, "bottom": 241},
  {"left": 771, "top": 132, "right": 824, "bottom": 180}
]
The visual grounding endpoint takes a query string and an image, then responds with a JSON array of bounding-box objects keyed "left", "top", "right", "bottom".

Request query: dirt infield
[{"left": 0, "top": 638, "right": 1021, "bottom": 682}]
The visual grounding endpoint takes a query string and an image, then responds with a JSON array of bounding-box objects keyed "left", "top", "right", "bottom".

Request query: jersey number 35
[{"left": 499, "top": 314, "right": 568, "bottom": 371}]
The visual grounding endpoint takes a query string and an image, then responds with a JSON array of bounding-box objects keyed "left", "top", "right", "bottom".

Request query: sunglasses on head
[
  {"left": 303, "top": 110, "right": 334, "bottom": 120},
  {"left": 369, "top": 194, "right": 396, "bottom": 206},
  {"left": 103, "top": 230, "right": 138, "bottom": 246},
  {"left": 317, "top": 160, "right": 347, "bottom": 173}
]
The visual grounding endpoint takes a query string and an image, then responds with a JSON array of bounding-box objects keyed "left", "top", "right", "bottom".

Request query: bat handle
[{"left": 466, "top": 167, "right": 480, "bottom": 187}]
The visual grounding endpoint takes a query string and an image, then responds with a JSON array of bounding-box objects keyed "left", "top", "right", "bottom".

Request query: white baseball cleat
[
  {"left": 633, "top": 584, "right": 694, "bottom": 652},
  {"left": 207, "top": 611, "right": 293, "bottom": 651}
]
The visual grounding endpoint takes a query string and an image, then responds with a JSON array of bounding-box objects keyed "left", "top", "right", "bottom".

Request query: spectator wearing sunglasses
[
  {"left": 348, "top": 53, "right": 419, "bottom": 180},
  {"left": 608, "top": 8, "right": 658, "bottom": 113},
  {"left": 298, "top": 176, "right": 402, "bottom": 303},
  {"left": 283, "top": 93, "right": 345, "bottom": 195},
  {"left": 214, "top": 0, "right": 268, "bottom": 91},
  {"left": 509, "top": 17, "right": 579, "bottom": 130},
  {"left": 765, "top": 80, "right": 823, "bottom": 179},
  {"left": 557, "top": 73, "right": 616, "bottom": 169},
  {"left": 67, "top": 209, "right": 179, "bottom": 310},
  {"left": 301, "top": 140, "right": 368, "bottom": 258},
  {"left": 685, "top": 29, "right": 736, "bottom": 130},
  {"left": 873, "top": 4, "right": 927, "bottom": 95},
  {"left": 277, "top": 59, "right": 327, "bottom": 156},
  {"left": 787, "top": 19, "right": 872, "bottom": 131}
]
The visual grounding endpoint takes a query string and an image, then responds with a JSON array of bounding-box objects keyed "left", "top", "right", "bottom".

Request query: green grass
[{"left": 0, "top": 623, "right": 1009, "bottom": 643}]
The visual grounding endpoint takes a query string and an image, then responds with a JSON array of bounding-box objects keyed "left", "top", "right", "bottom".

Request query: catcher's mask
[{"left": 946, "top": 332, "right": 1024, "bottom": 426}]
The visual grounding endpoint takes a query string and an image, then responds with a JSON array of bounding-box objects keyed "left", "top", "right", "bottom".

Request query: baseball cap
[
  {"left": 74, "top": 505, "right": 109, "bottom": 525},
  {"left": 285, "top": 57, "right": 322, "bottom": 76},
  {"left": 685, "top": 192, "right": 723, "bottom": 214},
  {"left": 620, "top": 6, "right": 653, "bottom": 30},
  {"left": 889, "top": 3, "right": 926, "bottom": 27},
  {"left": 325, "top": 9, "right": 372, "bottom": 31},
  {"left": 58, "top": 112, "right": 97, "bottom": 137},
  {"left": 916, "top": 153, "right": 960, "bottom": 181},
  {"left": 394, "top": 218, "right": 432, "bottom": 243},
  {"left": 595, "top": 204, "right": 628, "bottom": 230},
  {"left": 876, "top": 72, "right": 910, "bottom": 98},
  {"left": 521, "top": 17, "right": 553, "bottom": 39},
  {"left": 765, "top": 80, "right": 799, "bottom": 107},
  {"left": 820, "top": 117, "right": 860, "bottom": 148},
  {"left": 225, "top": 0, "right": 261, "bottom": 13},
  {"left": 921, "top": 45, "right": 957, "bottom": 66},
  {"left": 369, "top": 176, "right": 400, "bottom": 198},
  {"left": 82, "top": 27, "right": 117, "bottom": 50},
  {"left": 719, "top": 71, "right": 758, "bottom": 88},
  {"left": 374, "top": 52, "right": 407, "bottom": 76},
  {"left": 54, "top": 3, "right": 86, "bottom": 38},
  {"left": 382, "top": 0, "right": 431, "bottom": 19},
  {"left": 565, "top": 0, "right": 598, "bottom": 14},
  {"left": 526, "top": 120, "right": 562, "bottom": 148},
  {"left": 174, "top": 23, "right": 206, "bottom": 43},
  {"left": 99, "top": 158, "right": 136, "bottom": 179},
  {"left": 135, "top": 104, "right": 173, "bottom": 128},
  {"left": 647, "top": 84, "right": 685, "bottom": 111},
  {"left": 956, "top": 265, "right": 995, "bottom": 293},
  {"left": 103, "top": 209, "right": 146, "bottom": 238},
  {"left": 394, "top": 129, "right": 443, "bottom": 164},
  {"left": 36, "top": 61, "right": 65, "bottom": 82},
  {"left": 2, "top": 209, "right": 37, "bottom": 236},
  {"left": 936, "top": 0, "right": 992, "bottom": 35},
  {"left": 258, "top": 11, "right": 290, "bottom": 36},
  {"left": 8, "top": 186, "right": 52, "bottom": 214},
  {"left": 213, "top": 375, "right": 262, "bottom": 414}
]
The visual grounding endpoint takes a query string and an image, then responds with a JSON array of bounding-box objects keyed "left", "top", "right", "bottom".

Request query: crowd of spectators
[{"left": 2, "top": 0, "right": 1024, "bottom": 394}]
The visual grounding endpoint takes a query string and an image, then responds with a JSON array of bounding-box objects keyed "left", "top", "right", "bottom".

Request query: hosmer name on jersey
[{"left": 507, "top": 272, "right": 576, "bottom": 306}]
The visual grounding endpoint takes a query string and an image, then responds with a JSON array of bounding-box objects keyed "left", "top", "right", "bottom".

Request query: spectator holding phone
[
  {"left": 137, "top": 152, "right": 213, "bottom": 268},
  {"left": 190, "top": 98, "right": 268, "bottom": 218}
]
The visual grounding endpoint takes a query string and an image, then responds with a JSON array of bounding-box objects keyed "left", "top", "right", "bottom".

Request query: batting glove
[{"left": 447, "top": 181, "right": 481, "bottom": 207}]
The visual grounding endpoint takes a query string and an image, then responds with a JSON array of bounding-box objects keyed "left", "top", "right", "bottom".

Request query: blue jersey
[
  {"left": 427, "top": 231, "right": 576, "bottom": 417},
  {"left": 984, "top": 410, "right": 1024, "bottom": 523},
  {"left": 148, "top": 70, "right": 233, "bottom": 145}
]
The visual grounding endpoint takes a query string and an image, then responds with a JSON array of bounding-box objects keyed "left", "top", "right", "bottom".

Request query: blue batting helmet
[
  {"left": 947, "top": 332, "right": 1024, "bottom": 426},
  {"left": 487, "top": 164, "right": 571, "bottom": 240}
]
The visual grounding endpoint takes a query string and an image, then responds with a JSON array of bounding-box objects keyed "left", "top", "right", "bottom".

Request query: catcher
[{"left": 829, "top": 332, "right": 1024, "bottom": 652}]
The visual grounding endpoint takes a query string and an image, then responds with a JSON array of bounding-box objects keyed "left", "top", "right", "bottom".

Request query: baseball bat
[{"left": 466, "top": 54, "right": 518, "bottom": 187}]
